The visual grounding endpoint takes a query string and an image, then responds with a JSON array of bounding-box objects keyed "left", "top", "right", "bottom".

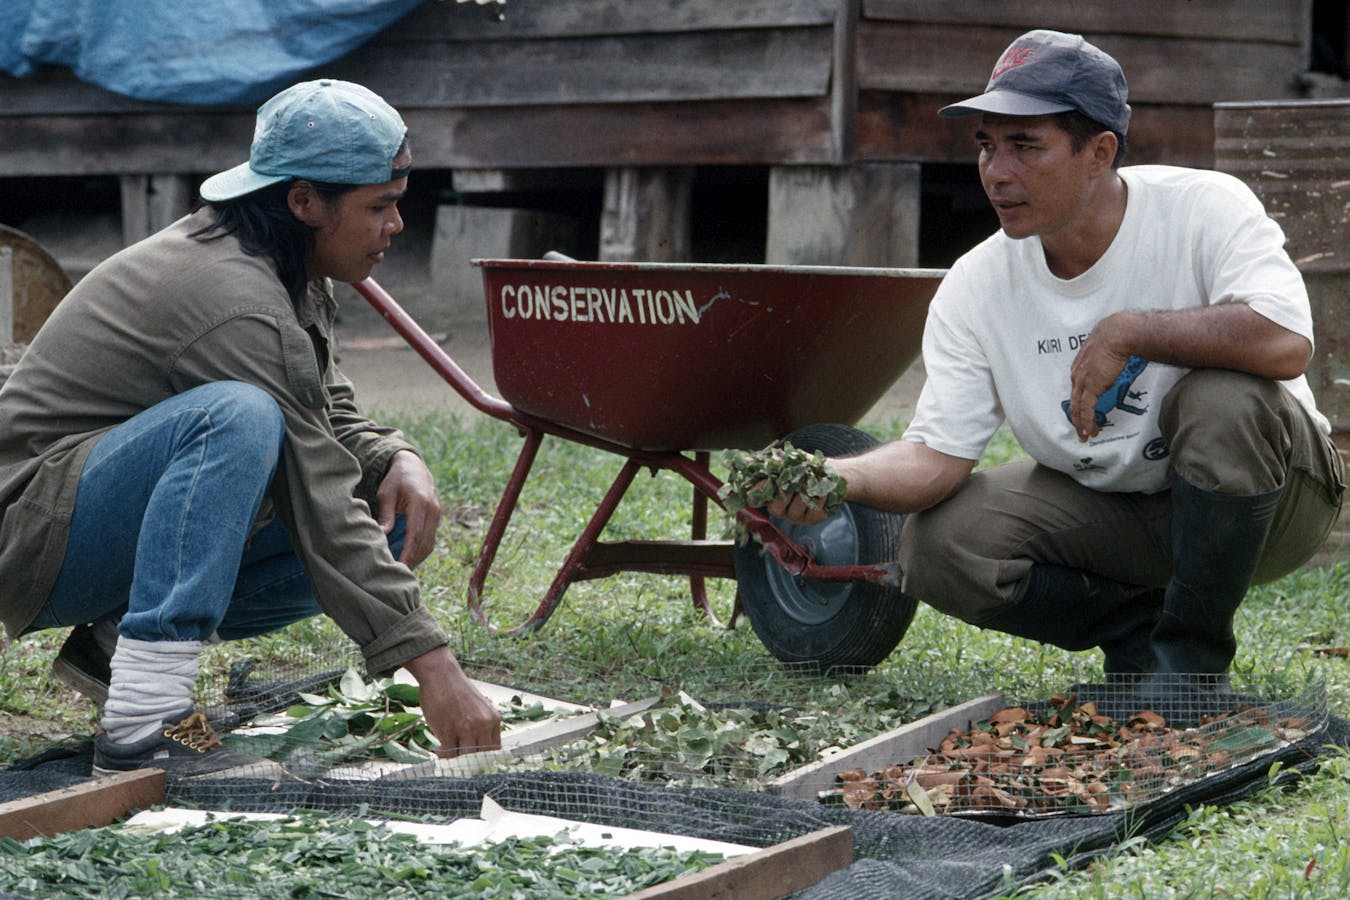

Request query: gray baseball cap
[{"left": 939, "top": 30, "right": 1130, "bottom": 135}]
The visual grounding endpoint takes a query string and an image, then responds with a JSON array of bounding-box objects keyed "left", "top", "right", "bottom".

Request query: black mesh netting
[{"left": 4, "top": 698, "right": 1345, "bottom": 899}]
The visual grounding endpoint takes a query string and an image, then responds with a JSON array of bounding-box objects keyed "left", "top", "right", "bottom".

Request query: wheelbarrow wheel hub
[{"left": 763, "top": 512, "right": 861, "bottom": 624}]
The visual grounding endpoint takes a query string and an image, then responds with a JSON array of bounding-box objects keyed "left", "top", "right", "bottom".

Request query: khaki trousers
[{"left": 898, "top": 370, "right": 1345, "bottom": 625}]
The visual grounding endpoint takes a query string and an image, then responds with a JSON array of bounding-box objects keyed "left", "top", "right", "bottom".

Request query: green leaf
[
  {"left": 338, "top": 668, "right": 374, "bottom": 703},
  {"left": 384, "top": 683, "right": 421, "bottom": 707},
  {"left": 1205, "top": 725, "right": 1281, "bottom": 755}
]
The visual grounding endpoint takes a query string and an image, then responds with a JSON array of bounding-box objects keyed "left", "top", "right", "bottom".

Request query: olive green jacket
[{"left": 0, "top": 209, "right": 446, "bottom": 675}]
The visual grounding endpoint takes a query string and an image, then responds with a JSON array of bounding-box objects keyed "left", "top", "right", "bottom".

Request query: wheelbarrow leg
[
  {"left": 509, "top": 458, "right": 642, "bottom": 636},
  {"left": 688, "top": 451, "right": 729, "bottom": 628},
  {"left": 467, "top": 426, "right": 545, "bottom": 629}
]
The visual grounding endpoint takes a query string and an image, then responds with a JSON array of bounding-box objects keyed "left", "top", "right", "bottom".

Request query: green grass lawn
[{"left": 1, "top": 410, "right": 1344, "bottom": 897}]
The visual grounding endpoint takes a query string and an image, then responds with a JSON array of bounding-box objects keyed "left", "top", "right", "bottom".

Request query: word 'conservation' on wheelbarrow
[{"left": 354, "top": 258, "right": 944, "bottom": 670}]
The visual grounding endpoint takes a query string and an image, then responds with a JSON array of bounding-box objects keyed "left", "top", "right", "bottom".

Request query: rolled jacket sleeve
[{"left": 170, "top": 313, "right": 446, "bottom": 673}]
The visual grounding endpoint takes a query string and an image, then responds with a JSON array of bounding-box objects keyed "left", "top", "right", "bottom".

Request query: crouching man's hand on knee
[
  {"left": 403, "top": 645, "right": 502, "bottom": 757},
  {"left": 377, "top": 450, "right": 443, "bottom": 569}
]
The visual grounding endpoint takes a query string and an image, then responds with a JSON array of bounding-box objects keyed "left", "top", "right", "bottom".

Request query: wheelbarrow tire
[{"left": 734, "top": 423, "right": 917, "bottom": 672}]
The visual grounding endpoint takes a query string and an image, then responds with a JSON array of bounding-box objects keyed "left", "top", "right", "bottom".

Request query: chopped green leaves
[{"left": 0, "top": 812, "right": 725, "bottom": 898}]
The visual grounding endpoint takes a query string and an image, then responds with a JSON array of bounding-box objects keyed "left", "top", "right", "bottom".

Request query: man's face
[
  {"left": 303, "top": 148, "right": 411, "bottom": 283},
  {"left": 974, "top": 115, "right": 1097, "bottom": 241}
]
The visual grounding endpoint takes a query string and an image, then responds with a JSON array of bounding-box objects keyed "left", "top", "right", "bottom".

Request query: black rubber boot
[
  {"left": 1151, "top": 476, "right": 1282, "bottom": 674},
  {"left": 980, "top": 564, "right": 1164, "bottom": 676},
  {"left": 1136, "top": 475, "right": 1283, "bottom": 724}
]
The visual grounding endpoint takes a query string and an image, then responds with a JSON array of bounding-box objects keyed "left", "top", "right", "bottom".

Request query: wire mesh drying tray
[{"left": 816, "top": 672, "right": 1328, "bottom": 819}]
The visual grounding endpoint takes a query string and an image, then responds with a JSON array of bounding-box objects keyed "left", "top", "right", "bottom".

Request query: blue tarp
[{"left": 0, "top": 0, "right": 426, "bottom": 105}]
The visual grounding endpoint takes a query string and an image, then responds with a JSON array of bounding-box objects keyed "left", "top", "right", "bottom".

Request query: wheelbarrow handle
[
  {"left": 737, "top": 509, "right": 903, "bottom": 587},
  {"left": 352, "top": 277, "right": 516, "bottom": 422}
]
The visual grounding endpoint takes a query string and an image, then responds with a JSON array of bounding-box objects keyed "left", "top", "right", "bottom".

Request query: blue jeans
[{"left": 32, "top": 382, "right": 403, "bottom": 644}]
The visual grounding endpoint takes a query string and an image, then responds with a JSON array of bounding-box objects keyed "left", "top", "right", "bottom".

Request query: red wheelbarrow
[{"left": 354, "top": 259, "right": 944, "bottom": 669}]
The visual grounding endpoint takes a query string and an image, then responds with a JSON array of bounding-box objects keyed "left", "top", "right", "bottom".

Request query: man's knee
[
  {"left": 898, "top": 482, "right": 1025, "bottom": 625},
  {"left": 187, "top": 382, "right": 285, "bottom": 459},
  {"left": 1160, "top": 369, "right": 1291, "bottom": 493}
]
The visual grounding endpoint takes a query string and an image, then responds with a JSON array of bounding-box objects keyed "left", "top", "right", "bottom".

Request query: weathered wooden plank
[
  {"left": 0, "top": 111, "right": 253, "bottom": 175},
  {"left": 766, "top": 693, "right": 1007, "bottom": 801},
  {"left": 327, "top": 27, "right": 833, "bottom": 108},
  {"left": 857, "top": 23, "right": 1308, "bottom": 105},
  {"left": 0, "top": 6, "right": 837, "bottom": 116},
  {"left": 1215, "top": 99, "right": 1350, "bottom": 442},
  {"left": 1215, "top": 99, "right": 1350, "bottom": 265},
  {"left": 863, "top": 0, "right": 1309, "bottom": 46},
  {"left": 379, "top": 0, "right": 837, "bottom": 42},
  {"left": 856, "top": 92, "right": 1216, "bottom": 167},
  {"left": 0, "top": 769, "right": 166, "bottom": 840},
  {"left": 0, "top": 88, "right": 1214, "bottom": 177},
  {"left": 0, "top": 69, "right": 187, "bottom": 116},
  {"left": 0, "top": 97, "right": 835, "bottom": 175},
  {"left": 399, "top": 98, "right": 838, "bottom": 168},
  {"left": 626, "top": 825, "right": 854, "bottom": 900}
]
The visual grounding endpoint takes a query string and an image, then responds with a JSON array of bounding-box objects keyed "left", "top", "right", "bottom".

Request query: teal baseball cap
[{"left": 200, "top": 79, "right": 408, "bottom": 202}]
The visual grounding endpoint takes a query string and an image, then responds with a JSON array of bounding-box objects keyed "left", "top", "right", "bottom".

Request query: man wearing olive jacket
[{"left": 0, "top": 79, "right": 500, "bottom": 777}]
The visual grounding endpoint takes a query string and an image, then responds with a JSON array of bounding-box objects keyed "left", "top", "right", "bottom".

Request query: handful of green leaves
[{"left": 718, "top": 443, "right": 846, "bottom": 542}]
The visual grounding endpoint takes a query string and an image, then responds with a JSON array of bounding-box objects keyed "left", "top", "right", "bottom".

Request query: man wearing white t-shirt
[{"left": 767, "top": 30, "right": 1344, "bottom": 688}]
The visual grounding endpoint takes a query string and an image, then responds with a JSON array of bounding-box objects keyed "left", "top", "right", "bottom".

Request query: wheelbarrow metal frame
[{"left": 353, "top": 277, "right": 903, "bottom": 635}]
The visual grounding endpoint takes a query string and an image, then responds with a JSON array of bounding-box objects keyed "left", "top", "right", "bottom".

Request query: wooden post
[
  {"left": 120, "top": 174, "right": 194, "bottom": 246},
  {"left": 0, "top": 245, "right": 12, "bottom": 344},
  {"left": 766, "top": 162, "right": 921, "bottom": 267},
  {"left": 599, "top": 167, "right": 692, "bottom": 262},
  {"left": 431, "top": 204, "right": 583, "bottom": 322},
  {"left": 830, "top": 0, "right": 860, "bottom": 165}
]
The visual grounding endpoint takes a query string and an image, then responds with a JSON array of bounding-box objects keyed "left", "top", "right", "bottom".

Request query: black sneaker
[
  {"left": 52, "top": 623, "right": 111, "bottom": 708},
  {"left": 93, "top": 709, "right": 283, "bottom": 780}
]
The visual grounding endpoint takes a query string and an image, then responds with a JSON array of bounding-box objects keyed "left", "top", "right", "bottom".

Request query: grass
[{"left": 1, "top": 409, "right": 1345, "bottom": 896}]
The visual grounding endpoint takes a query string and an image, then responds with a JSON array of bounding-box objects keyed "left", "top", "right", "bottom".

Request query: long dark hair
[{"left": 190, "top": 180, "right": 358, "bottom": 302}]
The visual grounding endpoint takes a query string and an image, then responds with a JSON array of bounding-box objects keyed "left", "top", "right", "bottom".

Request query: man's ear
[
  {"left": 287, "top": 181, "right": 325, "bottom": 226},
  {"left": 1090, "top": 131, "right": 1119, "bottom": 173}
]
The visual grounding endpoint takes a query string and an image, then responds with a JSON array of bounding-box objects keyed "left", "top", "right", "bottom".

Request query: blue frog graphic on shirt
[{"left": 1061, "top": 355, "right": 1149, "bottom": 428}]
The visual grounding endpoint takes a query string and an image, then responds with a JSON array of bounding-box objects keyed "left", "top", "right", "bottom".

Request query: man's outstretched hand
[{"left": 404, "top": 646, "right": 502, "bottom": 758}]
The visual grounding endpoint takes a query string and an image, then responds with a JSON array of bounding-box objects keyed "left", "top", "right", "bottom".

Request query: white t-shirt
[{"left": 904, "top": 165, "right": 1329, "bottom": 494}]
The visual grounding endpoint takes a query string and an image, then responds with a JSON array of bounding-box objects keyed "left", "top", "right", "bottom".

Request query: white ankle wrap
[{"left": 101, "top": 637, "right": 202, "bottom": 744}]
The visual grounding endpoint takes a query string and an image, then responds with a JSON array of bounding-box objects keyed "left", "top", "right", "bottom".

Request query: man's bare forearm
[{"left": 1090, "top": 305, "right": 1311, "bottom": 380}]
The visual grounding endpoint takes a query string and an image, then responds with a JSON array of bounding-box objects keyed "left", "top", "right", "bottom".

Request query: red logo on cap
[{"left": 991, "top": 46, "right": 1035, "bottom": 81}]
